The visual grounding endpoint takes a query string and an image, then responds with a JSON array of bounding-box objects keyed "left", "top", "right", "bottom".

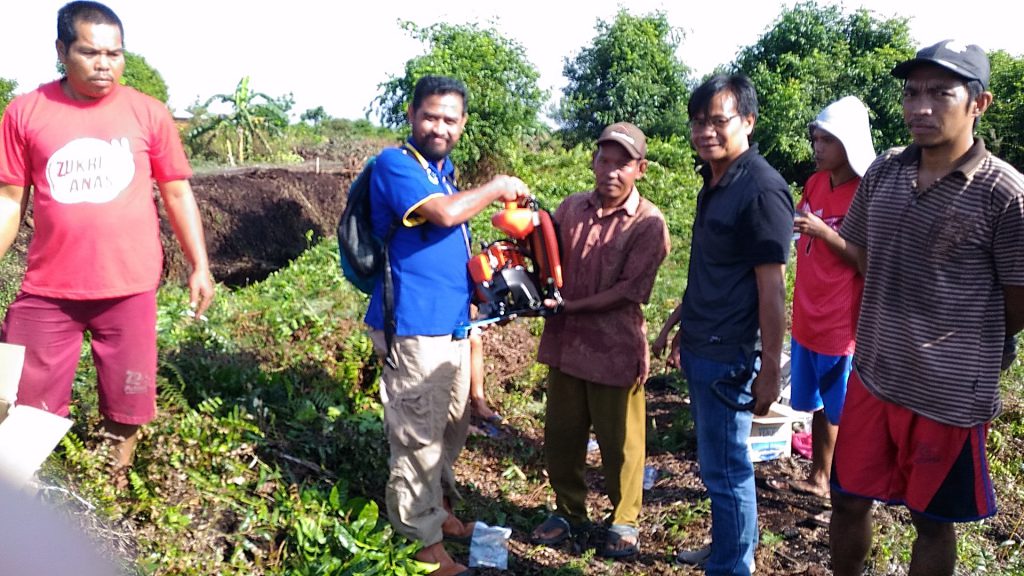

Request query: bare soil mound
[{"left": 161, "top": 163, "right": 360, "bottom": 286}]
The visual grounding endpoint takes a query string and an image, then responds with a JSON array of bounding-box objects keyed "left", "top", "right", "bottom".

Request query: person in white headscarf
[{"left": 769, "top": 96, "right": 875, "bottom": 501}]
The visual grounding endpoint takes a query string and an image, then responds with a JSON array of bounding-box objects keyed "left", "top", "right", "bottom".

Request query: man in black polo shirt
[
  {"left": 825, "top": 40, "right": 1024, "bottom": 576},
  {"left": 655, "top": 74, "right": 793, "bottom": 574}
]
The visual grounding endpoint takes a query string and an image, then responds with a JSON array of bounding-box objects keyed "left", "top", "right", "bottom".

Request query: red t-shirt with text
[{"left": 0, "top": 81, "right": 192, "bottom": 299}]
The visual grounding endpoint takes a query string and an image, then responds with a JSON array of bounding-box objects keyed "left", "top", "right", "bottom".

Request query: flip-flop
[
  {"left": 601, "top": 524, "right": 639, "bottom": 559},
  {"left": 676, "top": 545, "right": 711, "bottom": 566},
  {"left": 530, "top": 515, "right": 572, "bottom": 546},
  {"left": 480, "top": 421, "right": 503, "bottom": 439}
]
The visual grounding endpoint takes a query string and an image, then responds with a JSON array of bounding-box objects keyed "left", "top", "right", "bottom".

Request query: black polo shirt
[{"left": 679, "top": 144, "right": 794, "bottom": 362}]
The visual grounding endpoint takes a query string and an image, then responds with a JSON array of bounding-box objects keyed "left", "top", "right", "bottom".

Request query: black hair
[
  {"left": 966, "top": 79, "right": 985, "bottom": 130},
  {"left": 57, "top": 1, "right": 123, "bottom": 50},
  {"left": 411, "top": 76, "right": 468, "bottom": 115},
  {"left": 966, "top": 79, "right": 984, "bottom": 101},
  {"left": 688, "top": 74, "right": 759, "bottom": 121}
]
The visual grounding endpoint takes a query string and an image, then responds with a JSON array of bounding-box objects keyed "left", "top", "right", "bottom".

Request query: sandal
[
  {"left": 530, "top": 515, "right": 572, "bottom": 546},
  {"left": 676, "top": 545, "right": 711, "bottom": 566},
  {"left": 601, "top": 524, "right": 639, "bottom": 559}
]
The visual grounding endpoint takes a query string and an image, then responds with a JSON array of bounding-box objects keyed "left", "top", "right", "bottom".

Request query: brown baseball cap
[{"left": 597, "top": 122, "right": 647, "bottom": 159}]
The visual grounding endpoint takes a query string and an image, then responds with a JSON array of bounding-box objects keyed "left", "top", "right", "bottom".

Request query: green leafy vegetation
[
  {"left": 982, "top": 50, "right": 1024, "bottom": 170},
  {"left": 0, "top": 76, "right": 17, "bottom": 116},
  {"left": 733, "top": 0, "right": 916, "bottom": 184},
  {"left": 122, "top": 51, "right": 169, "bottom": 104},
  {"left": 372, "top": 21, "right": 547, "bottom": 185},
  {"left": 557, "top": 10, "right": 691, "bottom": 146},
  {"left": 186, "top": 76, "right": 297, "bottom": 166}
]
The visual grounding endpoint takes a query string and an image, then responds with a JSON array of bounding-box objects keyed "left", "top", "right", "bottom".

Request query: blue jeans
[{"left": 682, "top": 348, "right": 757, "bottom": 576}]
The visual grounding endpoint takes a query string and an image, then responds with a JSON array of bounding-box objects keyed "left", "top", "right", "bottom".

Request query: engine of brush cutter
[{"left": 466, "top": 199, "right": 563, "bottom": 325}]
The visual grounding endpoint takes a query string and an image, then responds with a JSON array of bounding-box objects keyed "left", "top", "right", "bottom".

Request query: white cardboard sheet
[
  {"left": 0, "top": 342, "right": 25, "bottom": 403},
  {"left": 0, "top": 405, "right": 73, "bottom": 487}
]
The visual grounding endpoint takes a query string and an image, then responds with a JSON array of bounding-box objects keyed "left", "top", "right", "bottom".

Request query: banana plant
[{"left": 187, "top": 76, "right": 288, "bottom": 165}]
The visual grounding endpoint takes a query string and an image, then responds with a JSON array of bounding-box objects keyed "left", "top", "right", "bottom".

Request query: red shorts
[
  {"left": 0, "top": 291, "right": 158, "bottom": 425},
  {"left": 832, "top": 369, "right": 996, "bottom": 522}
]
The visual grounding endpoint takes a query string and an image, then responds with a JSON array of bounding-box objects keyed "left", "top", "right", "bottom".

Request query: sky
[{"left": 7, "top": 0, "right": 1024, "bottom": 123}]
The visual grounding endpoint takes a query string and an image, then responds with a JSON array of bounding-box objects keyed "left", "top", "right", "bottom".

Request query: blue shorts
[{"left": 789, "top": 338, "right": 852, "bottom": 425}]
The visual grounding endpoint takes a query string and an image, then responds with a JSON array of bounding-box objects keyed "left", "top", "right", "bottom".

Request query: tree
[
  {"left": 372, "top": 21, "right": 547, "bottom": 184},
  {"left": 301, "top": 106, "right": 329, "bottom": 127},
  {"left": 56, "top": 51, "right": 168, "bottom": 104},
  {"left": 186, "top": 76, "right": 290, "bottom": 165},
  {"left": 0, "top": 77, "right": 16, "bottom": 117},
  {"left": 980, "top": 50, "right": 1024, "bottom": 171},
  {"left": 557, "top": 10, "right": 691, "bottom": 147},
  {"left": 733, "top": 1, "right": 915, "bottom": 183},
  {"left": 121, "top": 51, "right": 168, "bottom": 104}
]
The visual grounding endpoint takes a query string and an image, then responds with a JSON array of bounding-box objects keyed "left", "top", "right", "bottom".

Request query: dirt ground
[
  {"left": 460, "top": 326, "right": 841, "bottom": 575},
  {"left": 163, "top": 162, "right": 363, "bottom": 287}
]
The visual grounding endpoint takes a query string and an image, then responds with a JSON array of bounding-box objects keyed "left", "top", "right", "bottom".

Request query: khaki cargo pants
[{"left": 370, "top": 331, "right": 471, "bottom": 546}]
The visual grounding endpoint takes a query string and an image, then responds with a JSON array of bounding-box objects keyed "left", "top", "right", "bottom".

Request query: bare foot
[
  {"left": 470, "top": 396, "right": 500, "bottom": 422},
  {"left": 441, "top": 497, "right": 476, "bottom": 542},
  {"left": 415, "top": 541, "right": 468, "bottom": 576},
  {"left": 98, "top": 419, "right": 140, "bottom": 490},
  {"left": 442, "top": 512, "right": 475, "bottom": 541},
  {"left": 788, "top": 478, "right": 830, "bottom": 499}
]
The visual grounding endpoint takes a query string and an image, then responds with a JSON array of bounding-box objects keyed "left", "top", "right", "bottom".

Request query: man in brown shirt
[
  {"left": 529, "top": 122, "right": 670, "bottom": 559},
  {"left": 827, "top": 40, "right": 1024, "bottom": 576}
]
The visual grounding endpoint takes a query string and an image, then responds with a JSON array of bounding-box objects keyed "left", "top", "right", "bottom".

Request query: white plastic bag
[{"left": 468, "top": 521, "right": 512, "bottom": 570}]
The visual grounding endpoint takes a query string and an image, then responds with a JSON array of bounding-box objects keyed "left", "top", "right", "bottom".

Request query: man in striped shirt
[{"left": 827, "top": 40, "right": 1024, "bottom": 576}]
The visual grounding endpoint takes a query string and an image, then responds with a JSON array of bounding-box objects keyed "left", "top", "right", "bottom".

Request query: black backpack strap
[{"left": 381, "top": 220, "right": 399, "bottom": 370}]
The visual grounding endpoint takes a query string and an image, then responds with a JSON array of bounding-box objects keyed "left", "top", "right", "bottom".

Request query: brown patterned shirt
[
  {"left": 537, "top": 188, "right": 670, "bottom": 387},
  {"left": 841, "top": 140, "right": 1024, "bottom": 426}
]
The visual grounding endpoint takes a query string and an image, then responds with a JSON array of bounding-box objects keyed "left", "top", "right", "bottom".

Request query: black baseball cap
[{"left": 891, "top": 39, "right": 990, "bottom": 89}]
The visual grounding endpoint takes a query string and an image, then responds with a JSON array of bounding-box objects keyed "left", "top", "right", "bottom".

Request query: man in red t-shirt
[
  {"left": 0, "top": 1, "right": 213, "bottom": 483},
  {"left": 773, "top": 96, "right": 874, "bottom": 499}
]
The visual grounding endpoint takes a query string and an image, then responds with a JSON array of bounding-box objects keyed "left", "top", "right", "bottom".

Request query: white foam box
[{"left": 748, "top": 402, "right": 799, "bottom": 462}]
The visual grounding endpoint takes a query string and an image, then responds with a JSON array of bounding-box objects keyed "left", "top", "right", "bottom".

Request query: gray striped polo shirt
[{"left": 841, "top": 140, "right": 1024, "bottom": 427}]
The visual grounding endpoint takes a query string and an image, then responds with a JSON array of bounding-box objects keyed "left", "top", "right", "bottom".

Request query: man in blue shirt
[{"left": 364, "top": 75, "right": 529, "bottom": 576}]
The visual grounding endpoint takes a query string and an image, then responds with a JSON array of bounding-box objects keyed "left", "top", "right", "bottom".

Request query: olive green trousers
[{"left": 544, "top": 367, "right": 646, "bottom": 527}]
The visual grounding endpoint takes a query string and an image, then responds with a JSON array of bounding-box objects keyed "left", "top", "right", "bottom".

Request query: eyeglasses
[{"left": 688, "top": 115, "right": 739, "bottom": 131}]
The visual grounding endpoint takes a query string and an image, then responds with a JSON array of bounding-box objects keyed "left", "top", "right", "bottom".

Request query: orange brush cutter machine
[{"left": 454, "top": 199, "right": 563, "bottom": 338}]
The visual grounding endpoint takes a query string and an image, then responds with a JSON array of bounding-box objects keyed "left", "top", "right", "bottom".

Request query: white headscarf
[{"left": 810, "top": 96, "right": 876, "bottom": 177}]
